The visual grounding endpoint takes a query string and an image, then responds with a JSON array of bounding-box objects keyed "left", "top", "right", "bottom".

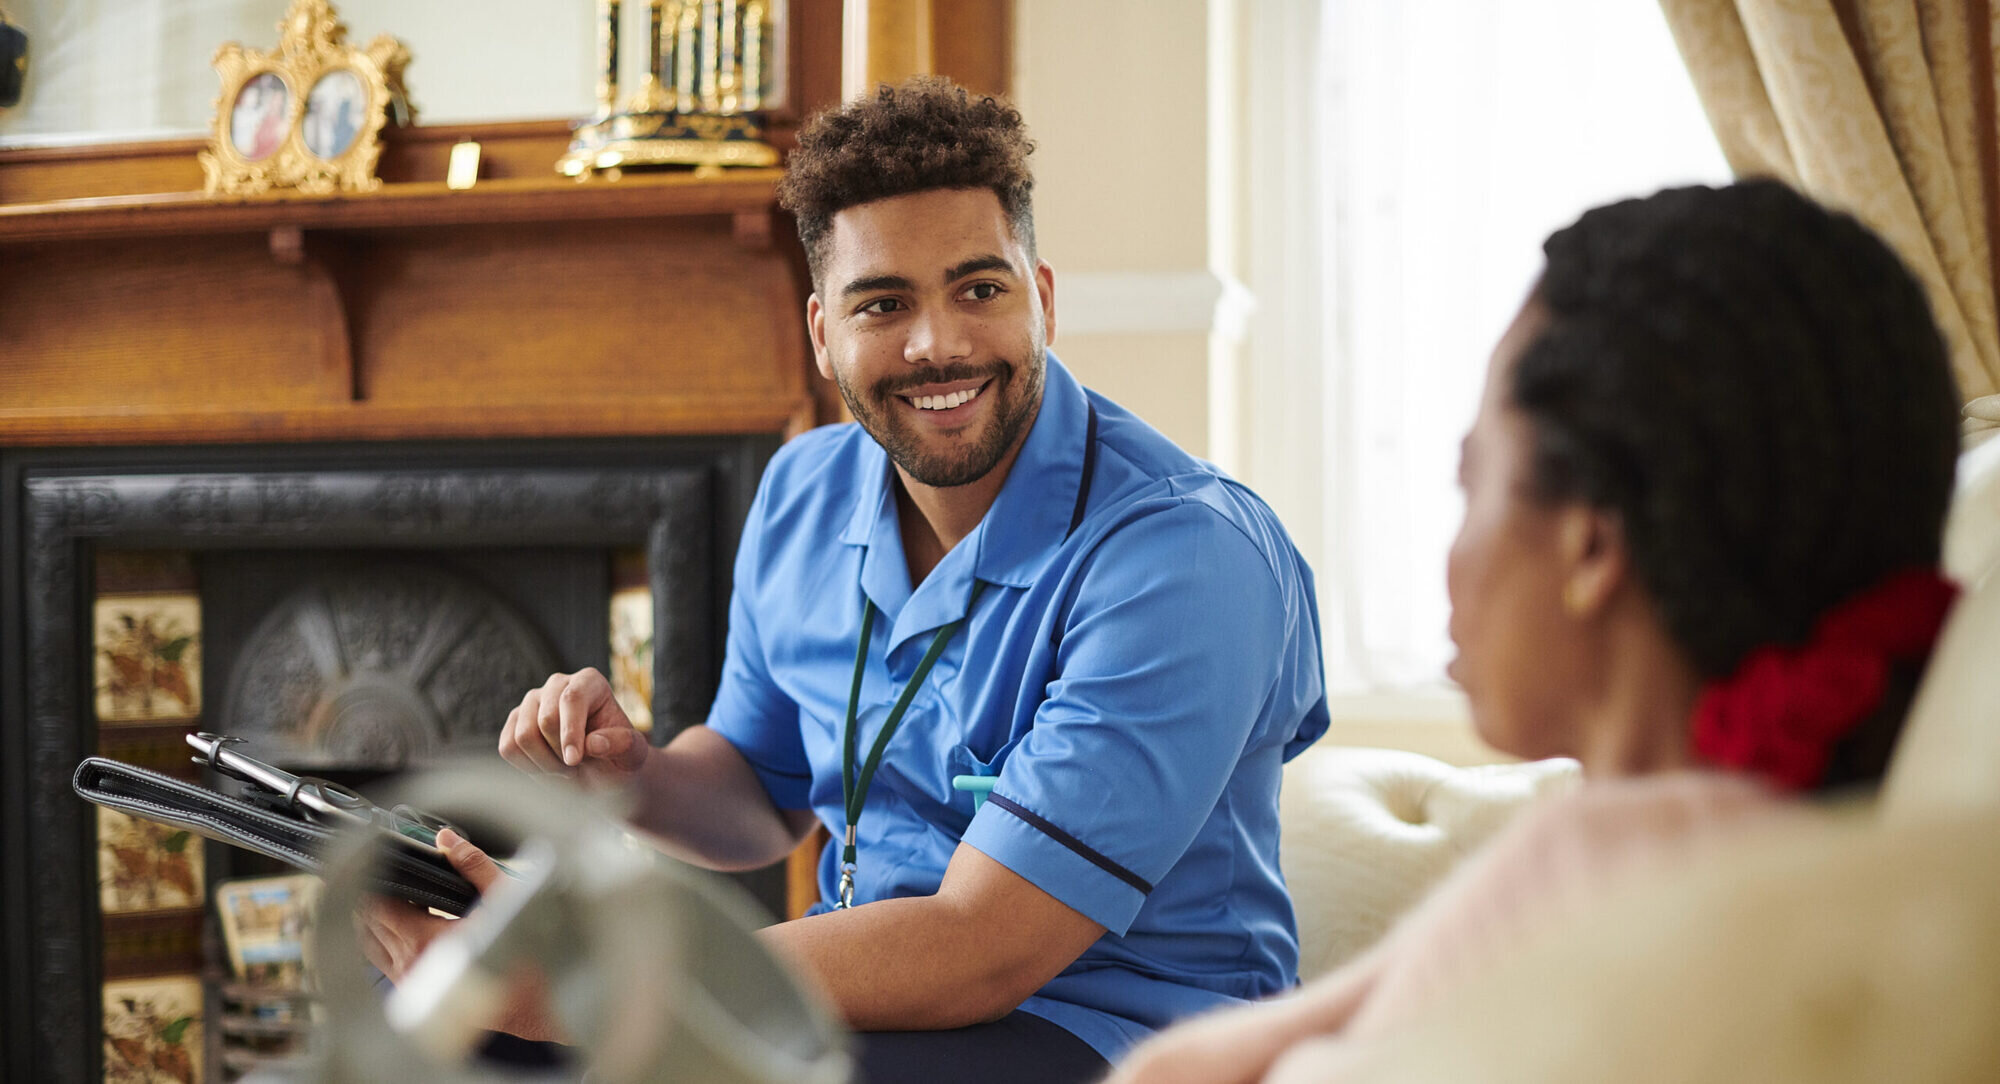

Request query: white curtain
[{"left": 1280, "top": 1, "right": 1731, "bottom": 693}]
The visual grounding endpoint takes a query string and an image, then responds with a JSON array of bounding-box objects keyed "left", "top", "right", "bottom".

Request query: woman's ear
[{"left": 1556, "top": 503, "right": 1629, "bottom": 619}]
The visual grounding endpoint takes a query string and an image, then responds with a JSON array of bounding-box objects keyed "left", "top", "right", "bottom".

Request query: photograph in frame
[
  {"left": 303, "top": 68, "right": 365, "bottom": 160},
  {"left": 229, "top": 71, "right": 291, "bottom": 162}
]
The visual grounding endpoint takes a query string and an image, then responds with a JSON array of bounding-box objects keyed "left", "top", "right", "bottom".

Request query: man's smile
[{"left": 893, "top": 377, "right": 994, "bottom": 419}]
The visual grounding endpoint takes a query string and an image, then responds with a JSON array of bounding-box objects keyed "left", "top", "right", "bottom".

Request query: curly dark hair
[
  {"left": 1514, "top": 180, "right": 1961, "bottom": 790},
  {"left": 778, "top": 76, "right": 1036, "bottom": 288}
]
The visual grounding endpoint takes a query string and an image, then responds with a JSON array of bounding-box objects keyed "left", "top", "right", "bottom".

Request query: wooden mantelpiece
[
  {"left": 0, "top": 171, "right": 791, "bottom": 243},
  {"left": 0, "top": 122, "right": 819, "bottom": 447}
]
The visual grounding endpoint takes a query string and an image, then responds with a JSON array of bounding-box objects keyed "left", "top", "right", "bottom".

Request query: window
[{"left": 1235, "top": 1, "right": 1731, "bottom": 703}]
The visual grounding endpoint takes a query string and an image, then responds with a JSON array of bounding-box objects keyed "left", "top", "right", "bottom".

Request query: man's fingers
[
  {"left": 501, "top": 671, "right": 638, "bottom": 780},
  {"left": 507, "top": 693, "right": 566, "bottom": 775},
  {"left": 357, "top": 897, "right": 432, "bottom": 981},
  {"left": 557, "top": 669, "right": 609, "bottom": 768},
  {"left": 533, "top": 672, "right": 570, "bottom": 760},
  {"left": 435, "top": 828, "right": 504, "bottom": 893},
  {"left": 355, "top": 911, "right": 394, "bottom": 976},
  {"left": 583, "top": 725, "right": 650, "bottom": 771}
]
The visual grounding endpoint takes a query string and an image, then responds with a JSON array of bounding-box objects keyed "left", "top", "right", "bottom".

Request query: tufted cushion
[{"left": 1279, "top": 746, "right": 1579, "bottom": 980}]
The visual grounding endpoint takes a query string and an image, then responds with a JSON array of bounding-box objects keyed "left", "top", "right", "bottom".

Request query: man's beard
[{"left": 835, "top": 350, "right": 1045, "bottom": 488}]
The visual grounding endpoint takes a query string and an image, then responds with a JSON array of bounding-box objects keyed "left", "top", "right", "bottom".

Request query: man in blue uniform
[{"left": 371, "top": 77, "right": 1327, "bottom": 1082}]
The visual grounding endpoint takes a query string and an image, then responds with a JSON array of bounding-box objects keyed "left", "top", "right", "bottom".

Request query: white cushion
[
  {"left": 1880, "top": 440, "right": 2000, "bottom": 818},
  {"left": 1279, "top": 746, "right": 1579, "bottom": 980},
  {"left": 1943, "top": 432, "right": 2000, "bottom": 587}
]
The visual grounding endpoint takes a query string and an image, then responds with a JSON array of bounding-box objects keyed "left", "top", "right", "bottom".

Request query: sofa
[{"left": 1266, "top": 434, "right": 2000, "bottom": 1078}]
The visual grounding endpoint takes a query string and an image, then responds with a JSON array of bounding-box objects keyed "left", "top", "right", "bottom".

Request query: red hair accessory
[{"left": 1691, "top": 567, "right": 1958, "bottom": 791}]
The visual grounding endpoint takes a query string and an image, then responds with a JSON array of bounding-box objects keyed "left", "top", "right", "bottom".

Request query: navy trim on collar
[
  {"left": 830, "top": 353, "right": 1095, "bottom": 649},
  {"left": 973, "top": 354, "right": 1095, "bottom": 588}
]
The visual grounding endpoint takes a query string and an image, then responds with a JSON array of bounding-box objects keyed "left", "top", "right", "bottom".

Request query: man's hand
[
  {"left": 357, "top": 829, "right": 563, "bottom": 1043},
  {"left": 499, "top": 668, "right": 651, "bottom": 787},
  {"left": 357, "top": 829, "right": 508, "bottom": 983}
]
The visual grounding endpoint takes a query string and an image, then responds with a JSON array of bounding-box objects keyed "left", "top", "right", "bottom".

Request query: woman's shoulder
[
  {"left": 1487, "top": 771, "right": 1789, "bottom": 881},
  {"left": 1342, "top": 772, "right": 1797, "bottom": 1036},
  {"left": 1526, "top": 770, "right": 1783, "bottom": 833},
  {"left": 1448, "top": 772, "right": 1792, "bottom": 928},
  {"left": 1385, "top": 772, "right": 1795, "bottom": 971}
]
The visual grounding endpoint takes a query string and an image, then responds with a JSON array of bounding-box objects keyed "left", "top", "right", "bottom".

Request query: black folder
[{"left": 74, "top": 755, "right": 479, "bottom": 917}]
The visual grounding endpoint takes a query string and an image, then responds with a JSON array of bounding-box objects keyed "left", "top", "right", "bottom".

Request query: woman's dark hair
[
  {"left": 1514, "top": 180, "right": 1962, "bottom": 790},
  {"left": 778, "top": 76, "right": 1036, "bottom": 290}
]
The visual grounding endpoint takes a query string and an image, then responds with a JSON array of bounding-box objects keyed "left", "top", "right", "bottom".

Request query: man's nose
[{"left": 903, "top": 306, "right": 974, "bottom": 366}]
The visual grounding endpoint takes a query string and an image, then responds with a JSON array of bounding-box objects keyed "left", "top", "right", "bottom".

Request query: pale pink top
[
  {"left": 1100, "top": 771, "right": 1803, "bottom": 1084},
  {"left": 1339, "top": 771, "right": 1792, "bottom": 1037}
]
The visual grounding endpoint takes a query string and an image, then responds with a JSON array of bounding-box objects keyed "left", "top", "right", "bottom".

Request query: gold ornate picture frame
[{"left": 200, "top": 0, "right": 411, "bottom": 197}]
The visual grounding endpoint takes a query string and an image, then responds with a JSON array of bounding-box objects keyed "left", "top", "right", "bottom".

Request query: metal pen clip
[
  {"left": 189, "top": 732, "right": 320, "bottom": 811},
  {"left": 186, "top": 732, "right": 437, "bottom": 853}
]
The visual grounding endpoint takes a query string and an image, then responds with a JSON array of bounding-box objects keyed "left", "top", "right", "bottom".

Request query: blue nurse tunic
[{"left": 705, "top": 353, "right": 1329, "bottom": 1061}]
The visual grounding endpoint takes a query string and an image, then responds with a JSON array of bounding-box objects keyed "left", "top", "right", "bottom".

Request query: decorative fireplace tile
[
  {"left": 610, "top": 584, "right": 655, "bottom": 734},
  {"left": 97, "top": 806, "right": 204, "bottom": 915},
  {"left": 101, "top": 974, "right": 203, "bottom": 1084},
  {"left": 94, "top": 593, "right": 203, "bottom": 723}
]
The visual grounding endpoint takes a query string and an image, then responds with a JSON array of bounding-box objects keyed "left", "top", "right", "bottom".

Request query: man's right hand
[{"left": 498, "top": 668, "right": 651, "bottom": 788}]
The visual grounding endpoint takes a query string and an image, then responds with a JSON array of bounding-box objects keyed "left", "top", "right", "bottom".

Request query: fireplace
[
  {"left": 0, "top": 107, "right": 824, "bottom": 1083},
  {"left": 1, "top": 436, "right": 780, "bottom": 1080}
]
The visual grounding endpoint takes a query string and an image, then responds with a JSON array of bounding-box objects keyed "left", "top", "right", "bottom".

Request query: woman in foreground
[{"left": 1108, "top": 180, "right": 1963, "bottom": 1084}]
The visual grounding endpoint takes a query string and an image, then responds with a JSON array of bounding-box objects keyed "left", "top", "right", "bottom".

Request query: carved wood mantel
[{"left": 0, "top": 121, "right": 820, "bottom": 448}]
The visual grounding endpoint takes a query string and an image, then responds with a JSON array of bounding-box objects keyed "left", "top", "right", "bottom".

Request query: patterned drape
[{"left": 1659, "top": 0, "right": 2000, "bottom": 443}]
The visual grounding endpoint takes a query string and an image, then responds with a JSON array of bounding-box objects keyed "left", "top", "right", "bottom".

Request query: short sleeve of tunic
[
  {"left": 961, "top": 496, "right": 1302, "bottom": 935},
  {"left": 703, "top": 469, "right": 815, "bottom": 810}
]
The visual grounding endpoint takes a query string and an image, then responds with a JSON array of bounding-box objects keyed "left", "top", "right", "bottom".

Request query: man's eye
[
  {"left": 964, "top": 282, "right": 1002, "bottom": 302},
  {"left": 859, "top": 298, "right": 904, "bottom": 315}
]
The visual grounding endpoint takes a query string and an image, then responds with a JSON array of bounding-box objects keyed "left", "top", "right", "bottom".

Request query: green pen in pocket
[{"left": 951, "top": 774, "right": 996, "bottom": 812}]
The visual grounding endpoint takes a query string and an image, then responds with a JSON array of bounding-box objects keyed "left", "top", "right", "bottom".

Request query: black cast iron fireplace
[{"left": 0, "top": 435, "right": 780, "bottom": 1081}]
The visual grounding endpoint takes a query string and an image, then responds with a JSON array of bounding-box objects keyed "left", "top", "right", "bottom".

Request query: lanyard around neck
[
  {"left": 832, "top": 400, "right": 1097, "bottom": 909},
  {"left": 837, "top": 579, "right": 986, "bottom": 909}
]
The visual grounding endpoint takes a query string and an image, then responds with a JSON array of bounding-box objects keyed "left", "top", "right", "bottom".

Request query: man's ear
[
  {"left": 1035, "top": 259, "right": 1057, "bottom": 348},
  {"left": 807, "top": 293, "right": 832, "bottom": 380},
  {"left": 1557, "top": 503, "right": 1629, "bottom": 619}
]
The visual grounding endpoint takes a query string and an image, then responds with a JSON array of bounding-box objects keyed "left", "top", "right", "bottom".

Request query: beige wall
[
  {"left": 1047, "top": 331, "right": 1210, "bottom": 449},
  {"left": 1012, "top": 0, "right": 1220, "bottom": 458},
  {"left": 1014, "top": 0, "right": 1502, "bottom": 762}
]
